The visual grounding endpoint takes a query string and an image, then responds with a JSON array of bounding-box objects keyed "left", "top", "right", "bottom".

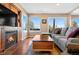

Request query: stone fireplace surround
[
  {"left": 5, "top": 30, "right": 17, "bottom": 49},
  {"left": 0, "top": 26, "right": 19, "bottom": 54}
]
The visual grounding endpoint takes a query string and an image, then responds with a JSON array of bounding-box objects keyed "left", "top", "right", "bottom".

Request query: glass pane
[
  {"left": 30, "top": 16, "right": 41, "bottom": 30},
  {"left": 48, "top": 17, "right": 66, "bottom": 33},
  {"left": 48, "top": 17, "right": 54, "bottom": 33},
  {"left": 72, "top": 18, "right": 79, "bottom": 27},
  {"left": 55, "top": 17, "right": 66, "bottom": 28},
  {"left": 21, "top": 15, "right": 27, "bottom": 30},
  {"left": 48, "top": 17, "right": 53, "bottom": 27}
]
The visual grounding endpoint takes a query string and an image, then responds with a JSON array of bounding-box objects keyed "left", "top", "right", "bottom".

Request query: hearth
[{"left": 5, "top": 31, "right": 17, "bottom": 49}]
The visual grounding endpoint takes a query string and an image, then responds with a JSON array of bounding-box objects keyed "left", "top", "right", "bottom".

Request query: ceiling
[
  {"left": 71, "top": 8, "right": 79, "bottom": 15},
  {"left": 19, "top": 3, "right": 79, "bottom": 14}
]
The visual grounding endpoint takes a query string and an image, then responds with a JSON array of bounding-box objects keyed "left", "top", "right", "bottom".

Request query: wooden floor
[{"left": 13, "top": 37, "right": 61, "bottom": 55}]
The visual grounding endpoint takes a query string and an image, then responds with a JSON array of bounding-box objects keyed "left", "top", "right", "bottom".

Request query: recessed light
[
  {"left": 56, "top": 3, "right": 60, "bottom": 6},
  {"left": 73, "top": 8, "right": 79, "bottom": 13},
  {"left": 73, "top": 10, "right": 77, "bottom": 13}
]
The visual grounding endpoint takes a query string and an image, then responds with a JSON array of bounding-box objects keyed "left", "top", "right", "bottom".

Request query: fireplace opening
[{"left": 5, "top": 31, "right": 18, "bottom": 49}]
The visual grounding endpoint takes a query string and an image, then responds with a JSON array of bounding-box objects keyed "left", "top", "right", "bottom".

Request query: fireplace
[{"left": 5, "top": 31, "right": 18, "bottom": 49}]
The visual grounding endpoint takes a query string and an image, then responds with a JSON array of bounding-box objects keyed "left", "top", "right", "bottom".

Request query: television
[
  {"left": 0, "top": 4, "right": 17, "bottom": 27},
  {"left": 0, "top": 15, "right": 17, "bottom": 27}
]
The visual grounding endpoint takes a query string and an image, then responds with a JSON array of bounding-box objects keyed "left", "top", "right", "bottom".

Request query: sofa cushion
[
  {"left": 73, "top": 28, "right": 79, "bottom": 37},
  {"left": 58, "top": 37, "right": 68, "bottom": 47},
  {"left": 67, "top": 28, "right": 79, "bottom": 39},
  {"left": 67, "top": 30, "right": 74, "bottom": 38},
  {"left": 65, "top": 27, "right": 77, "bottom": 37},
  {"left": 54, "top": 28, "right": 61, "bottom": 34}
]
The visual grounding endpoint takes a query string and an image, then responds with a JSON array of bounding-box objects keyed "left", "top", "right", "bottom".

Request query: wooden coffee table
[{"left": 32, "top": 35, "right": 54, "bottom": 54}]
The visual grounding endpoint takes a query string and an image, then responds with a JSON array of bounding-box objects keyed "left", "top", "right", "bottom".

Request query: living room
[{"left": 0, "top": 3, "right": 79, "bottom": 55}]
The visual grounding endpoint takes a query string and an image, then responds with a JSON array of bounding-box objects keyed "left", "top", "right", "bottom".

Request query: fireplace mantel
[{"left": 0, "top": 3, "right": 22, "bottom": 55}]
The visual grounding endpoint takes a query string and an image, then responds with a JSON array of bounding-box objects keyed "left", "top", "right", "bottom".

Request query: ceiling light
[
  {"left": 73, "top": 8, "right": 79, "bottom": 13},
  {"left": 73, "top": 10, "right": 77, "bottom": 13},
  {"left": 56, "top": 3, "right": 60, "bottom": 6}
]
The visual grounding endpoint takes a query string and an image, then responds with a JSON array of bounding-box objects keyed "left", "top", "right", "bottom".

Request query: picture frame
[{"left": 42, "top": 19, "right": 47, "bottom": 24}]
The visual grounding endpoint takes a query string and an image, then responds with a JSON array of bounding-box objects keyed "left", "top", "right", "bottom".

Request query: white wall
[{"left": 14, "top": 4, "right": 28, "bottom": 40}]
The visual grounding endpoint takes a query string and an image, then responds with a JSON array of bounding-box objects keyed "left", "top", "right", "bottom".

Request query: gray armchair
[
  {"left": 67, "top": 38, "right": 79, "bottom": 45},
  {"left": 67, "top": 38, "right": 79, "bottom": 54}
]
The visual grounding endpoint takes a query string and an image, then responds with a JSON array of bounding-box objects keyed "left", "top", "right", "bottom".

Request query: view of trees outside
[
  {"left": 55, "top": 17, "right": 66, "bottom": 28},
  {"left": 30, "top": 21, "right": 34, "bottom": 30},
  {"left": 49, "top": 25, "right": 53, "bottom": 33},
  {"left": 72, "top": 18, "right": 79, "bottom": 27},
  {"left": 30, "top": 16, "right": 67, "bottom": 32},
  {"left": 30, "top": 16, "right": 41, "bottom": 30},
  {"left": 72, "top": 21, "right": 78, "bottom": 27}
]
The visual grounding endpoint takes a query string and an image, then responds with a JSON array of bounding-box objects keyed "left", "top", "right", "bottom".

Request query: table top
[
  {"left": 41, "top": 32, "right": 51, "bottom": 34},
  {"left": 32, "top": 35, "right": 53, "bottom": 41}
]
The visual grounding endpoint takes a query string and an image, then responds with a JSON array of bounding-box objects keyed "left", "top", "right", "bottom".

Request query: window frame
[
  {"left": 48, "top": 16, "right": 67, "bottom": 33},
  {"left": 29, "top": 16, "right": 41, "bottom": 31}
]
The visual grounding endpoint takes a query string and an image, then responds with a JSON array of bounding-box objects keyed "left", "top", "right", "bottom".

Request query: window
[
  {"left": 48, "top": 17, "right": 54, "bottom": 33},
  {"left": 21, "top": 15, "right": 28, "bottom": 40},
  {"left": 72, "top": 18, "right": 79, "bottom": 27},
  {"left": 48, "top": 17, "right": 66, "bottom": 33},
  {"left": 21, "top": 15, "right": 27, "bottom": 30},
  {"left": 48, "top": 17, "right": 54, "bottom": 27},
  {"left": 55, "top": 17, "right": 66, "bottom": 28},
  {"left": 30, "top": 16, "right": 41, "bottom": 31}
]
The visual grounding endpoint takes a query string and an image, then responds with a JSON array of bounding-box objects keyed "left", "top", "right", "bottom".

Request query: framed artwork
[{"left": 42, "top": 19, "right": 47, "bottom": 24}]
